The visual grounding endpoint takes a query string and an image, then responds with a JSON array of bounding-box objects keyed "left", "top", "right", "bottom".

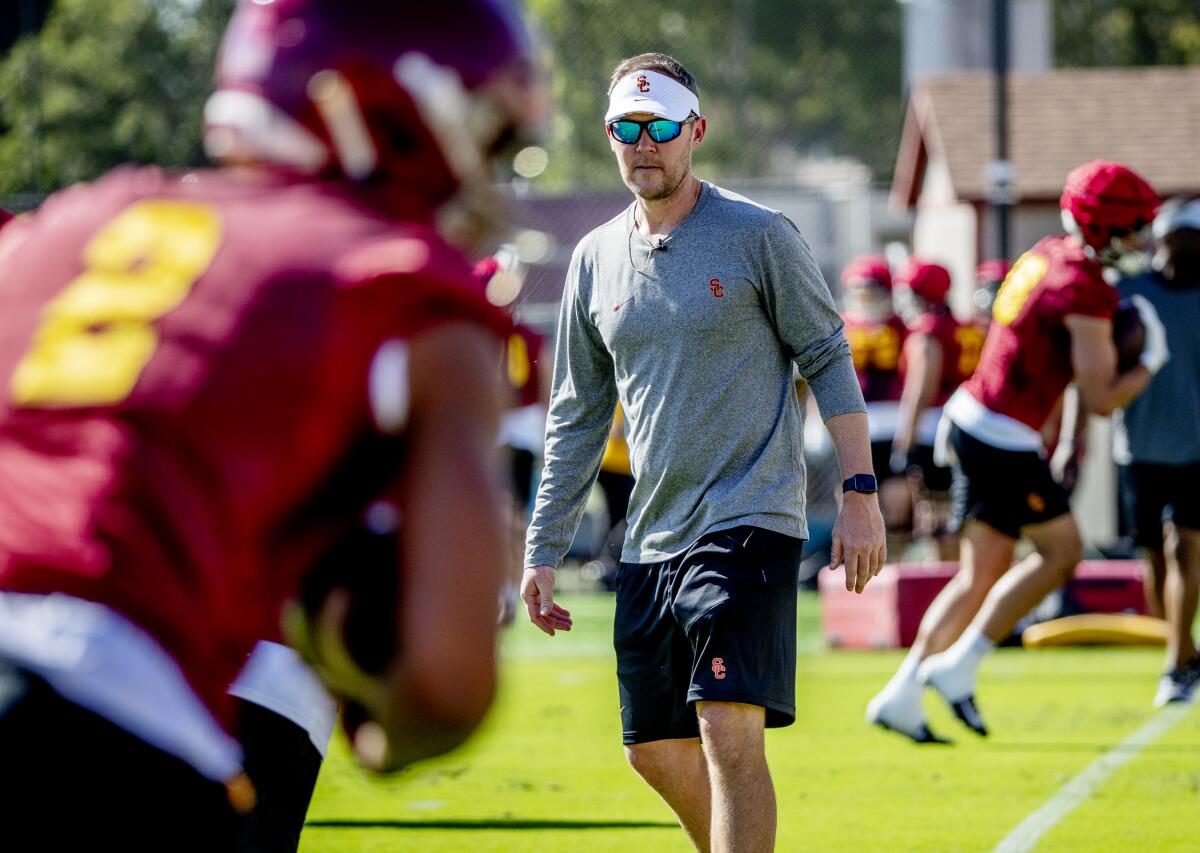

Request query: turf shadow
[{"left": 305, "top": 818, "right": 678, "bottom": 831}]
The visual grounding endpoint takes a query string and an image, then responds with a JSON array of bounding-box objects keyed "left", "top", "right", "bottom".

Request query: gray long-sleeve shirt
[{"left": 525, "top": 182, "right": 865, "bottom": 566}]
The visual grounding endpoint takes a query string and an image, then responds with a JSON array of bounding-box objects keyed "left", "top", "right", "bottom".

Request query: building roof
[{"left": 892, "top": 67, "right": 1200, "bottom": 208}]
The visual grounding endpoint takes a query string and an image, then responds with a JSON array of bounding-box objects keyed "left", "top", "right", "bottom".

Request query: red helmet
[
  {"left": 975, "top": 258, "right": 1010, "bottom": 285},
  {"left": 895, "top": 258, "right": 951, "bottom": 304},
  {"left": 840, "top": 254, "right": 892, "bottom": 290},
  {"left": 1060, "top": 161, "right": 1159, "bottom": 254},
  {"left": 204, "top": 0, "right": 543, "bottom": 207}
]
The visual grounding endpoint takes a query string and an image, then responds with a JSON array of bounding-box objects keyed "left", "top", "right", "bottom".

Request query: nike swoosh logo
[{"left": 613, "top": 298, "right": 633, "bottom": 312}]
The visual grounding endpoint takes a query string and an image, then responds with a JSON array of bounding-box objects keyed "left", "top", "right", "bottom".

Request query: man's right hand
[{"left": 521, "top": 565, "right": 574, "bottom": 636}]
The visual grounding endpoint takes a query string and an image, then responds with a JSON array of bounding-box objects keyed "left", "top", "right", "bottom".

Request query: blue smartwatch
[{"left": 842, "top": 473, "right": 878, "bottom": 494}]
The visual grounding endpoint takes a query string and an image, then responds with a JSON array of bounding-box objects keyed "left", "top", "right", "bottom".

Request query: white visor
[{"left": 605, "top": 69, "right": 700, "bottom": 123}]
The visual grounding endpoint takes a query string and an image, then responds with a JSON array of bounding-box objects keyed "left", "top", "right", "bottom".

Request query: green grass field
[{"left": 300, "top": 592, "right": 1200, "bottom": 852}]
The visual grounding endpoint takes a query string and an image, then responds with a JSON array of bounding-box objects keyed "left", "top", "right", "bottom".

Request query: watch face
[{"left": 845, "top": 474, "right": 877, "bottom": 493}]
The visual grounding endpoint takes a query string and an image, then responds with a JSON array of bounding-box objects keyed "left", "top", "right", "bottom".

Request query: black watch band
[{"left": 842, "top": 473, "right": 878, "bottom": 494}]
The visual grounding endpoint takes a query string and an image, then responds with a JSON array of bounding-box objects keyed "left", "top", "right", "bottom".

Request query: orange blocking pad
[{"left": 819, "top": 560, "right": 1148, "bottom": 649}]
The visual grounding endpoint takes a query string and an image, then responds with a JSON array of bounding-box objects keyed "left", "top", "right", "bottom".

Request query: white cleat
[
  {"left": 866, "top": 684, "right": 951, "bottom": 745},
  {"left": 919, "top": 654, "right": 988, "bottom": 737},
  {"left": 1153, "top": 666, "right": 1200, "bottom": 708}
]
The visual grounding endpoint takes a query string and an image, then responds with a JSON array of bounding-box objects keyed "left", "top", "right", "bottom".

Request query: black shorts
[
  {"left": 947, "top": 423, "right": 1071, "bottom": 539},
  {"left": 508, "top": 447, "right": 535, "bottom": 507},
  {"left": 0, "top": 662, "right": 249, "bottom": 852},
  {"left": 1119, "top": 461, "right": 1200, "bottom": 549},
  {"left": 238, "top": 700, "right": 324, "bottom": 853},
  {"left": 907, "top": 444, "right": 953, "bottom": 493},
  {"left": 871, "top": 439, "right": 894, "bottom": 482},
  {"left": 613, "top": 525, "right": 805, "bottom": 745}
]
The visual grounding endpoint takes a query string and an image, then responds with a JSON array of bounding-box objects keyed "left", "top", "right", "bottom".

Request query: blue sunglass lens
[
  {"left": 609, "top": 119, "right": 685, "bottom": 144},
  {"left": 646, "top": 120, "right": 683, "bottom": 142},
  {"left": 610, "top": 121, "right": 642, "bottom": 144}
]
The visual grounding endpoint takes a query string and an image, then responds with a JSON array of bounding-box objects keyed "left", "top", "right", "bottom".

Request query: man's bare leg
[
  {"left": 624, "top": 737, "right": 711, "bottom": 851},
  {"left": 1143, "top": 548, "right": 1168, "bottom": 619},
  {"left": 1164, "top": 525, "right": 1200, "bottom": 671},
  {"left": 920, "top": 513, "right": 1083, "bottom": 735},
  {"left": 697, "top": 701, "right": 773, "bottom": 853},
  {"left": 867, "top": 521, "right": 1015, "bottom": 742}
]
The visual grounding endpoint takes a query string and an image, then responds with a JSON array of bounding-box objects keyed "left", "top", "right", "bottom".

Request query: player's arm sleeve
[
  {"left": 758, "top": 213, "right": 866, "bottom": 421},
  {"left": 524, "top": 247, "right": 618, "bottom": 569}
]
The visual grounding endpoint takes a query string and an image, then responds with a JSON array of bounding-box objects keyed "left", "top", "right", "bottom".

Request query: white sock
[
  {"left": 892, "top": 648, "right": 923, "bottom": 689},
  {"left": 922, "top": 626, "right": 994, "bottom": 701}
]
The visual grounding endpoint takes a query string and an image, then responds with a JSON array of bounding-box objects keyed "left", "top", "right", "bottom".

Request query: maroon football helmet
[
  {"left": 1060, "top": 161, "right": 1159, "bottom": 259},
  {"left": 840, "top": 254, "right": 892, "bottom": 290},
  {"left": 895, "top": 258, "right": 951, "bottom": 305},
  {"left": 204, "top": 0, "right": 545, "bottom": 208}
]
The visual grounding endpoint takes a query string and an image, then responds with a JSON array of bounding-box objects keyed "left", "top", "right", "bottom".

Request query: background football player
[
  {"left": 840, "top": 254, "right": 912, "bottom": 544},
  {"left": 891, "top": 258, "right": 981, "bottom": 560},
  {"left": 1114, "top": 199, "right": 1200, "bottom": 707},
  {"left": 868, "top": 161, "right": 1167, "bottom": 743},
  {"left": 0, "top": 1, "right": 546, "bottom": 850}
]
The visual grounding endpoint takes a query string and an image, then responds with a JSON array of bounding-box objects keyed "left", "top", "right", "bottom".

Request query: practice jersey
[
  {"left": 0, "top": 166, "right": 508, "bottom": 728},
  {"left": 962, "top": 235, "right": 1117, "bottom": 432},
  {"left": 907, "top": 307, "right": 983, "bottom": 407},
  {"left": 843, "top": 314, "right": 907, "bottom": 403}
]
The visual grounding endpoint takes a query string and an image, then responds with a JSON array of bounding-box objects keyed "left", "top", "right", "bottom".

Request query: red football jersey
[
  {"left": 906, "top": 307, "right": 983, "bottom": 406},
  {"left": 843, "top": 314, "right": 907, "bottom": 403},
  {"left": 962, "top": 235, "right": 1117, "bottom": 431},
  {"left": 0, "top": 167, "right": 508, "bottom": 728}
]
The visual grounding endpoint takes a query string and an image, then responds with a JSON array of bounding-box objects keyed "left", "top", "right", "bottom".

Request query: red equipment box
[{"left": 819, "top": 560, "right": 1147, "bottom": 649}]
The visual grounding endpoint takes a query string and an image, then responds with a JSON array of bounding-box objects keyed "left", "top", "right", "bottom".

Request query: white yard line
[{"left": 991, "top": 701, "right": 1194, "bottom": 853}]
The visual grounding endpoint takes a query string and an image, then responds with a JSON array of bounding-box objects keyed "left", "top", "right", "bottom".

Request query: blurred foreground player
[
  {"left": 0, "top": 1, "right": 544, "bottom": 850},
  {"left": 891, "top": 259, "right": 981, "bottom": 559},
  {"left": 1113, "top": 199, "right": 1200, "bottom": 706},
  {"left": 868, "top": 161, "right": 1166, "bottom": 742}
]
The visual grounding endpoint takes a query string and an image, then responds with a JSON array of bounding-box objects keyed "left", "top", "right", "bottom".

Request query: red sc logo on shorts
[
  {"left": 710, "top": 278, "right": 725, "bottom": 298},
  {"left": 712, "top": 657, "right": 727, "bottom": 679}
]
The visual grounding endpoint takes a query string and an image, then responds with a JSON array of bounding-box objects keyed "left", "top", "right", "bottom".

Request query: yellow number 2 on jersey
[
  {"left": 10, "top": 200, "right": 223, "bottom": 407},
  {"left": 991, "top": 252, "right": 1049, "bottom": 327}
]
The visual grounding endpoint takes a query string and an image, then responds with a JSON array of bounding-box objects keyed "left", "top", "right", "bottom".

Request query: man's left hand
[{"left": 828, "top": 492, "right": 887, "bottom": 593}]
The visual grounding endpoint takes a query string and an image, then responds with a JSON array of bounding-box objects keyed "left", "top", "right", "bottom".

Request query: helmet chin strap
[
  {"left": 394, "top": 53, "right": 520, "bottom": 251},
  {"left": 394, "top": 53, "right": 495, "bottom": 187},
  {"left": 308, "top": 70, "right": 379, "bottom": 180}
]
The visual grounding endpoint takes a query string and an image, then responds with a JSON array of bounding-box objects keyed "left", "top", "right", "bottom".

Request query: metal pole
[{"left": 991, "top": 0, "right": 1011, "bottom": 260}]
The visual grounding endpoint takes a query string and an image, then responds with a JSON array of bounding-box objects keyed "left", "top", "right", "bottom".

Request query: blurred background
[{"left": 2, "top": 0, "right": 1198, "bottom": 563}]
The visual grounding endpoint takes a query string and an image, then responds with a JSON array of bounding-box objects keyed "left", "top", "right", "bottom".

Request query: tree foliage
[
  {"left": 0, "top": 0, "right": 234, "bottom": 195},
  {"left": 1057, "top": 0, "right": 1200, "bottom": 66}
]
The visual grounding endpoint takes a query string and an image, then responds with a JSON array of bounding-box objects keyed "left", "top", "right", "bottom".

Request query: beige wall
[{"left": 912, "top": 158, "right": 978, "bottom": 317}]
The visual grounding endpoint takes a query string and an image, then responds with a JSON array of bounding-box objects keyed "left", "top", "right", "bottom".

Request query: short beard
[{"left": 624, "top": 162, "right": 690, "bottom": 202}]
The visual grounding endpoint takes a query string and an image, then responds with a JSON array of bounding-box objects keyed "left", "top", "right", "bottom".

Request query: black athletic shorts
[
  {"left": 871, "top": 439, "right": 894, "bottom": 482},
  {"left": 613, "top": 525, "right": 805, "bottom": 745},
  {"left": 508, "top": 447, "right": 536, "bottom": 507},
  {"left": 1119, "top": 461, "right": 1200, "bottom": 549},
  {"left": 238, "top": 700, "right": 325, "bottom": 853},
  {"left": 947, "top": 423, "right": 1071, "bottom": 539},
  {"left": 0, "top": 662, "right": 250, "bottom": 852},
  {"left": 907, "top": 443, "right": 953, "bottom": 493}
]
